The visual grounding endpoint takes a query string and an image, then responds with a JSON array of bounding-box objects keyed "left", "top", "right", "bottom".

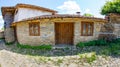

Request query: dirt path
[{"left": 0, "top": 40, "right": 39, "bottom": 67}]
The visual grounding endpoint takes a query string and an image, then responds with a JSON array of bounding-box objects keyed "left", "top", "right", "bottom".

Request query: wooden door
[{"left": 55, "top": 23, "right": 74, "bottom": 45}]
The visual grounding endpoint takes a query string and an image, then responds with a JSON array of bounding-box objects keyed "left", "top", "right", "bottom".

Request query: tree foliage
[
  {"left": 83, "top": 13, "right": 94, "bottom": 17},
  {"left": 101, "top": 0, "right": 120, "bottom": 15}
]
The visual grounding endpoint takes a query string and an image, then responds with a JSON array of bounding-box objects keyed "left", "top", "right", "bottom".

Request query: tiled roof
[
  {"left": 16, "top": 3, "right": 57, "bottom": 13},
  {"left": 1, "top": 7, "right": 15, "bottom": 16},
  {"left": 1, "top": 3, "right": 57, "bottom": 16},
  {"left": 14, "top": 14, "right": 106, "bottom": 23}
]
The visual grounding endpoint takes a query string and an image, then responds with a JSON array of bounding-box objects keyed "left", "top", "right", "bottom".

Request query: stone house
[{"left": 1, "top": 3, "right": 120, "bottom": 45}]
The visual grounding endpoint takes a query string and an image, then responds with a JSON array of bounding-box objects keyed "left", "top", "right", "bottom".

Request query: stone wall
[
  {"left": 4, "top": 12, "right": 14, "bottom": 28},
  {"left": 16, "top": 21, "right": 104, "bottom": 45},
  {"left": 4, "top": 12, "right": 15, "bottom": 43},
  {"left": 16, "top": 22, "right": 55, "bottom": 46},
  {"left": 110, "top": 16, "right": 120, "bottom": 38},
  {"left": 98, "top": 22, "right": 116, "bottom": 41},
  {"left": 114, "top": 24, "right": 120, "bottom": 38},
  {"left": 98, "top": 14, "right": 120, "bottom": 40},
  {"left": 0, "top": 31, "right": 4, "bottom": 39},
  {"left": 4, "top": 28, "right": 15, "bottom": 42},
  {"left": 74, "top": 22, "right": 104, "bottom": 45}
]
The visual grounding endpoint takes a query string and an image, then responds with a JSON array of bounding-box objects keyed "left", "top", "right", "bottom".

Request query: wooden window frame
[
  {"left": 29, "top": 22, "right": 40, "bottom": 36},
  {"left": 81, "top": 21, "right": 94, "bottom": 36}
]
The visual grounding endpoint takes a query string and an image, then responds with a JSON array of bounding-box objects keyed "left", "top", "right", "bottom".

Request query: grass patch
[
  {"left": 28, "top": 55, "right": 63, "bottom": 66},
  {"left": 36, "top": 56, "right": 48, "bottom": 63},
  {"left": 76, "top": 38, "right": 120, "bottom": 56},
  {"left": 100, "top": 39, "right": 120, "bottom": 55},
  {"left": 76, "top": 38, "right": 120, "bottom": 48},
  {"left": 0, "top": 38, "right": 4, "bottom": 40},
  {"left": 109, "top": 43, "right": 120, "bottom": 55},
  {"left": 30, "top": 56, "right": 50, "bottom": 64},
  {"left": 17, "top": 43, "right": 52, "bottom": 50},
  {"left": 54, "top": 59, "right": 63, "bottom": 66},
  {"left": 5, "top": 42, "right": 14, "bottom": 45},
  {"left": 78, "top": 52, "right": 96, "bottom": 64}
]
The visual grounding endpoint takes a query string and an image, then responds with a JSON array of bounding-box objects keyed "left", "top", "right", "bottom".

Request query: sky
[{"left": 0, "top": 0, "right": 111, "bottom": 29}]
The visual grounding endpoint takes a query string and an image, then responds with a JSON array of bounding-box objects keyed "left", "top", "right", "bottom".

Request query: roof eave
[
  {"left": 1, "top": 7, "right": 15, "bottom": 17},
  {"left": 11, "top": 17, "right": 107, "bottom": 26}
]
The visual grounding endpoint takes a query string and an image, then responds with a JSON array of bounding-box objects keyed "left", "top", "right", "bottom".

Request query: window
[
  {"left": 81, "top": 22, "right": 94, "bottom": 36},
  {"left": 29, "top": 22, "right": 40, "bottom": 36}
]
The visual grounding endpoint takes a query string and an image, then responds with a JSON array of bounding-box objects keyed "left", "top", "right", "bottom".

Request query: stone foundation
[
  {"left": 4, "top": 28, "right": 15, "bottom": 43},
  {"left": 0, "top": 31, "right": 4, "bottom": 39}
]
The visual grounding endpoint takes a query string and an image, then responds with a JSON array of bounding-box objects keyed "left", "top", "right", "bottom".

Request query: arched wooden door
[{"left": 55, "top": 22, "right": 74, "bottom": 45}]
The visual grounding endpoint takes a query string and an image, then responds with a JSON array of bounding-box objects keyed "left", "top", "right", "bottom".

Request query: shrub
[
  {"left": 101, "top": 42, "right": 120, "bottom": 55},
  {"left": 76, "top": 42, "right": 85, "bottom": 48},
  {"left": 110, "top": 43, "right": 120, "bottom": 51},
  {"left": 0, "top": 38, "right": 4, "bottom": 40},
  {"left": 85, "top": 40, "right": 96, "bottom": 46},
  {"left": 95, "top": 39, "right": 107, "bottom": 46},
  {"left": 110, "top": 38, "right": 120, "bottom": 43},
  {"left": 100, "top": 48, "right": 111, "bottom": 55},
  {"left": 76, "top": 39, "right": 108, "bottom": 47},
  {"left": 17, "top": 43, "right": 52, "bottom": 50},
  {"left": 113, "top": 50, "right": 120, "bottom": 55}
]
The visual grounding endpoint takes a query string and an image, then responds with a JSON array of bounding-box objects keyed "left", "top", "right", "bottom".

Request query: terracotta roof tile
[{"left": 14, "top": 14, "right": 106, "bottom": 23}]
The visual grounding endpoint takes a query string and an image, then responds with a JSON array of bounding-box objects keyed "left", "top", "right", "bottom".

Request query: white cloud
[
  {"left": 84, "top": 8, "right": 91, "bottom": 13},
  {"left": 81, "top": 9, "right": 104, "bottom": 18},
  {"left": 106, "top": 0, "right": 112, "bottom": 1},
  {"left": 57, "top": 0, "right": 81, "bottom": 14},
  {"left": 0, "top": 16, "right": 3, "bottom": 19},
  {"left": 95, "top": 14, "right": 104, "bottom": 18},
  {"left": 0, "top": 15, "right": 4, "bottom": 29}
]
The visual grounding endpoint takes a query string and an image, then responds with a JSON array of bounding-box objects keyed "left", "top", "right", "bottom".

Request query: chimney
[{"left": 76, "top": 12, "right": 80, "bottom": 15}]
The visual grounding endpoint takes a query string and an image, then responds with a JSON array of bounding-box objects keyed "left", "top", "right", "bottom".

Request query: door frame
[{"left": 54, "top": 22, "right": 74, "bottom": 45}]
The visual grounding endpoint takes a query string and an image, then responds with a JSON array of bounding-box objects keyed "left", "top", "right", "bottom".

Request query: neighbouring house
[{"left": 1, "top": 3, "right": 120, "bottom": 45}]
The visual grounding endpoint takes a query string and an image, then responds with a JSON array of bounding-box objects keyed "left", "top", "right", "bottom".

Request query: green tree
[
  {"left": 101, "top": 0, "right": 120, "bottom": 15},
  {"left": 83, "top": 13, "right": 94, "bottom": 17}
]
